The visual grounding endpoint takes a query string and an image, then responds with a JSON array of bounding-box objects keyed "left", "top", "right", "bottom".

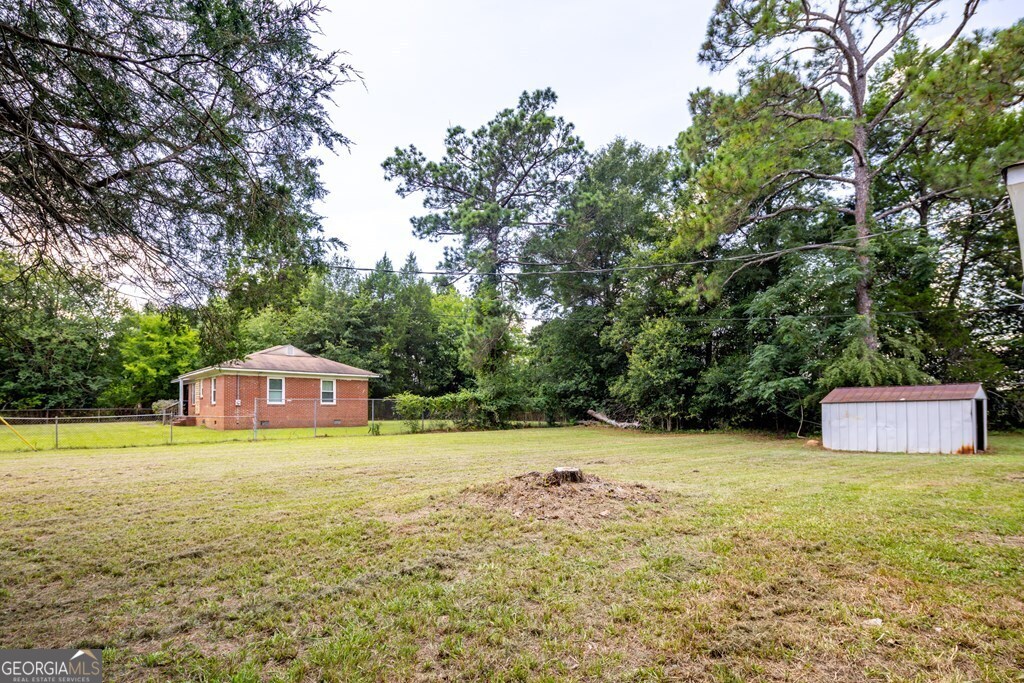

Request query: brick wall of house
[{"left": 189, "top": 374, "right": 369, "bottom": 430}]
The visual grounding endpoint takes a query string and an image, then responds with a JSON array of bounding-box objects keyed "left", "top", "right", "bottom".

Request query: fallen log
[{"left": 586, "top": 410, "right": 640, "bottom": 429}]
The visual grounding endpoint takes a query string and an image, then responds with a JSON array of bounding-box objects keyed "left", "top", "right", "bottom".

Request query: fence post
[
  {"left": 54, "top": 415, "right": 59, "bottom": 450},
  {"left": 313, "top": 398, "right": 318, "bottom": 438}
]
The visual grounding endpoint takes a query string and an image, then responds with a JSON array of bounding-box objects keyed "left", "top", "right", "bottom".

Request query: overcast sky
[{"left": 312, "top": 0, "right": 1021, "bottom": 272}]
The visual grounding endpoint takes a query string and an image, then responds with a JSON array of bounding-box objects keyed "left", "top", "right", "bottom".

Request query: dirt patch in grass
[
  {"left": 963, "top": 532, "right": 1024, "bottom": 548},
  {"left": 456, "top": 470, "right": 663, "bottom": 527}
]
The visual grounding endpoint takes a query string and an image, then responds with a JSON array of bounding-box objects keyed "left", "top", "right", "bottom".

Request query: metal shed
[{"left": 820, "top": 384, "right": 987, "bottom": 454}]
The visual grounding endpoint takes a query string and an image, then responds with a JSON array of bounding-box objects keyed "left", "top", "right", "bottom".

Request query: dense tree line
[
  {"left": 1, "top": 0, "right": 1022, "bottom": 431},
  {"left": 0, "top": 255, "right": 472, "bottom": 408},
  {"left": 382, "top": 4, "right": 1024, "bottom": 430},
  {"left": 233, "top": 255, "right": 470, "bottom": 398}
]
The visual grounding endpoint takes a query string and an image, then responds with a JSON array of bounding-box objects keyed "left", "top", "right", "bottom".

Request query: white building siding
[
  {"left": 876, "top": 401, "right": 900, "bottom": 453},
  {"left": 895, "top": 401, "right": 908, "bottom": 453},
  {"left": 821, "top": 397, "right": 985, "bottom": 454},
  {"left": 938, "top": 402, "right": 952, "bottom": 453}
]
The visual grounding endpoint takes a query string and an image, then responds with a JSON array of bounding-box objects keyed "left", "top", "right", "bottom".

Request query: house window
[
  {"left": 198, "top": 379, "right": 204, "bottom": 399},
  {"left": 268, "top": 377, "right": 285, "bottom": 405},
  {"left": 321, "top": 379, "right": 336, "bottom": 405},
  {"left": 191, "top": 383, "right": 196, "bottom": 405},
  {"left": 211, "top": 377, "right": 217, "bottom": 405}
]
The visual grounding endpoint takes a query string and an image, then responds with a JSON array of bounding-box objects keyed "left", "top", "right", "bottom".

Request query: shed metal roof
[
  {"left": 175, "top": 345, "right": 377, "bottom": 381},
  {"left": 820, "top": 383, "right": 984, "bottom": 404}
]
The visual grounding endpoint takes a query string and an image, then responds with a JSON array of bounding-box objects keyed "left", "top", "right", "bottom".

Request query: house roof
[
  {"left": 820, "top": 383, "right": 985, "bottom": 404},
  {"left": 175, "top": 345, "right": 378, "bottom": 381}
]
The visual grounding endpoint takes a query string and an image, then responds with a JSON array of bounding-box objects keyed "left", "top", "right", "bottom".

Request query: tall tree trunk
[
  {"left": 852, "top": 123, "right": 878, "bottom": 350},
  {"left": 946, "top": 205, "right": 975, "bottom": 309},
  {"left": 484, "top": 229, "right": 501, "bottom": 289}
]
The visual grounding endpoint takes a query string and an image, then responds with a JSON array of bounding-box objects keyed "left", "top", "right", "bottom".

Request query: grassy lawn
[
  {"left": 0, "top": 420, "right": 414, "bottom": 452},
  {"left": 1, "top": 428, "right": 1022, "bottom": 681}
]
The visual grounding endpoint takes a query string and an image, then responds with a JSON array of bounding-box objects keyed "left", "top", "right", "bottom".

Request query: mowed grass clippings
[{"left": 0, "top": 428, "right": 1022, "bottom": 682}]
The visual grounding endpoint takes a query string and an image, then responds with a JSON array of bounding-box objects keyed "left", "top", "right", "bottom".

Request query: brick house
[{"left": 173, "top": 345, "right": 378, "bottom": 430}]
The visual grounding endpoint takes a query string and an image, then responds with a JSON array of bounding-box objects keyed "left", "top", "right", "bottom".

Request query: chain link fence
[
  {"left": 0, "top": 413, "right": 170, "bottom": 451},
  {"left": 0, "top": 399, "right": 566, "bottom": 453},
  {"left": 245, "top": 398, "right": 400, "bottom": 441}
]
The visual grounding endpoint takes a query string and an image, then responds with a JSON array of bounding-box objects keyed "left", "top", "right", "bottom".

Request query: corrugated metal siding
[
  {"left": 821, "top": 400, "right": 984, "bottom": 453},
  {"left": 822, "top": 403, "right": 832, "bottom": 447},
  {"left": 875, "top": 401, "right": 900, "bottom": 452}
]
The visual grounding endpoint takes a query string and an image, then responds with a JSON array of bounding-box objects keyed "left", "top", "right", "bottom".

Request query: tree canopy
[
  {"left": 1, "top": 3, "right": 1022, "bottom": 432},
  {"left": 0, "top": 0, "right": 352, "bottom": 296},
  {"left": 694, "top": 0, "right": 1022, "bottom": 354},
  {"left": 383, "top": 89, "right": 587, "bottom": 393}
]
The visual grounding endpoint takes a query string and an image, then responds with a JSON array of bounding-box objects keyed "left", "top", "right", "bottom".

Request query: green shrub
[
  {"left": 152, "top": 399, "right": 179, "bottom": 425},
  {"left": 391, "top": 390, "right": 495, "bottom": 432},
  {"left": 393, "top": 392, "right": 430, "bottom": 433},
  {"left": 152, "top": 399, "right": 178, "bottom": 414},
  {"left": 433, "top": 389, "right": 487, "bottom": 429}
]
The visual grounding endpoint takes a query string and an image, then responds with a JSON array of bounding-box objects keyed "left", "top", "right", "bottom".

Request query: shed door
[{"left": 975, "top": 399, "right": 985, "bottom": 452}]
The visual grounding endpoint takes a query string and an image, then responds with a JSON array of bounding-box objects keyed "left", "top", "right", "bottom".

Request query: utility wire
[
  {"left": 291, "top": 206, "right": 1002, "bottom": 279},
  {"left": 319, "top": 225, "right": 920, "bottom": 277},
  {"left": 100, "top": 206, "right": 1015, "bottom": 316},
  {"left": 509, "top": 305, "right": 1023, "bottom": 325}
]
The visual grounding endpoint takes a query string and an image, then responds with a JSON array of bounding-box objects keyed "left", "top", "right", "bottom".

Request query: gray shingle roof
[{"left": 177, "top": 345, "right": 377, "bottom": 380}]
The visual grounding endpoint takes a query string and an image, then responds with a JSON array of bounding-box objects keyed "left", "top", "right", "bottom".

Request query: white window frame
[
  {"left": 267, "top": 377, "right": 285, "bottom": 405},
  {"left": 191, "top": 382, "right": 197, "bottom": 405},
  {"left": 210, "top": 377, "right": 217, "bottom": 405},
  {"left": 320, "top": 378, "right": 336, "bottom": 405}
]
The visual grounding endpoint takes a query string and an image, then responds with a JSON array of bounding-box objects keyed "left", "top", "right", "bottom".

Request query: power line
[
  {"left": 470, "top": 305, "right": 1023, "bottom": 324},
  {"left": 310, "top": 208, "right": 999, "bottom": 279},
  {"left": 102, "top": 206, "right": 1011, "bottom": 313},
  {"left": 320, "top": 225, "right": 920, "bottom": 278},
  {"left": 145, "top": 205, "right": 1004, "bottom": 290}
]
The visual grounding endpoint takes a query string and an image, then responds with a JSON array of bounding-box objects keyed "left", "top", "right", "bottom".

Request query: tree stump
[{"left": 547, "top": 467, "right": 584, "bottom": 485}]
